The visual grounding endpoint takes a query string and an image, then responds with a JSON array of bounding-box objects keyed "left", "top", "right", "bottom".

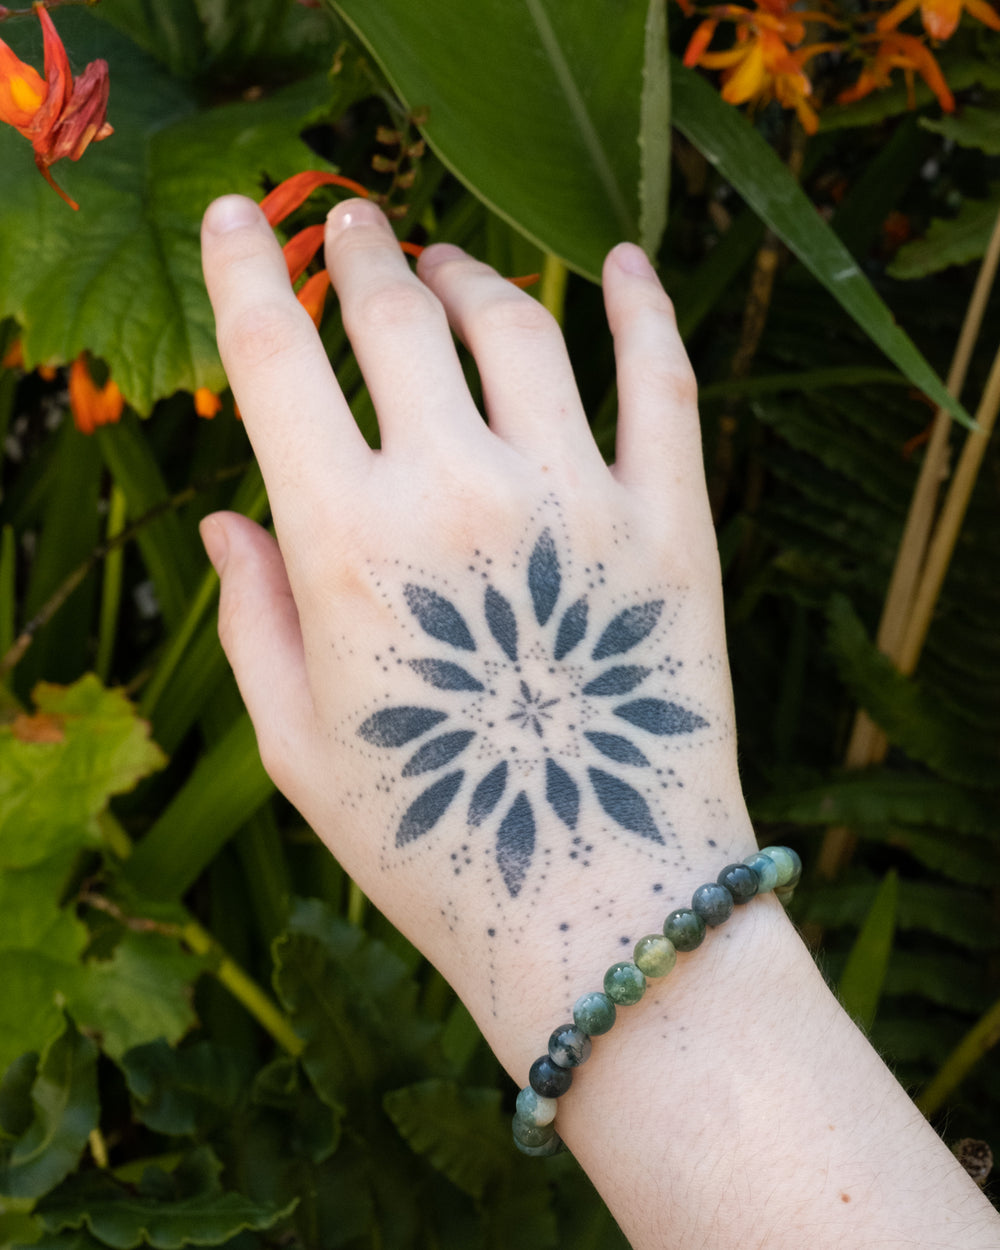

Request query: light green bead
[
  {"left": 516, "top": 1085, "right": 557, "bottom": 1126},
  {"left": 634, "top": 934, "right": 677, "bottom": 977},
  {"left": 765, "top": 846, "right": 802, "bottom": 887},
  {"left": 744, "top": 851, "right": 778, "bottom": 892}
]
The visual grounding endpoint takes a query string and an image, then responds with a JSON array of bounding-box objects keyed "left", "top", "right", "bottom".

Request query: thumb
[{"left": 200, "top": 511, "right": 319, "bottom": 791}]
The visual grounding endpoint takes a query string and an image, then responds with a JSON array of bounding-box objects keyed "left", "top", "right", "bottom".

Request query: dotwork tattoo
[{"left": 354, "top": 523, "right": 714, "bottom": 902}]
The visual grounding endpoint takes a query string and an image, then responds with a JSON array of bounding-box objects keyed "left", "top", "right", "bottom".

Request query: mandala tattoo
[{"left": 355, "top": 527, "right": 711, "bottom": 900}]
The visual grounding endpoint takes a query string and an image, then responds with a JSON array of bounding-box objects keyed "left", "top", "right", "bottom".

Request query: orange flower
[
  {"left": 684, "top": 0, "right": 831, "bottom": 133},
  {"left": 68, "top": 355, "right": 124, "bottom": 434},
  {"left": 193, "top": 387, "right": 223, "bottom": 419},
  {"left": 876, "top": 0, "right": 1000, "bottom": 40},
  {"left": 837, "top": 31, "right": 954, "bottom": 110},
  {"left": 0, "top": 3, "right": 113, "bottom": 210}
]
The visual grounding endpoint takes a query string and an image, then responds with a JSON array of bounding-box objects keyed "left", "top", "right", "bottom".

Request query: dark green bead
[
  {"left": 663, "top": 907, "right": 706, "bottom": 951},
  {"left": 549, "top": 1023, "right": 592, "bottom": 1068},
  {"left": 573, "top": 991, "right": 616, "bottom": 1035},
  {"left": 529, "top": 1054, "right": 573, "bottom": 1098},
  {"left": 717, "top": 862, "right": 758, "bottom": 904},
  {"left": 744, "top": 851, "right": 778, "bottom": 891},
  {"left": 691, "top": 881, "right": 734, "bottom": 927},
  {"left": 513, "top": 1114, "right": 556, "bottom": 1148},
  {"left": 603, "top": 961, "right": 646, "bottom": 1005},
  {"left": 514, "top": 1128, "right": 563, "bottom": 1157}
]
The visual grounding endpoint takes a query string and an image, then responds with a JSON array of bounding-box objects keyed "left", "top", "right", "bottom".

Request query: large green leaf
[
  {"left": 327, "top": 0, "right": 670, "bottom": 279},
  {"left": 670, "top": 62, "right": 973, "bottom": 428},
  {"left": 0, "top": 10, "right": 357, "bottom": 413},
  {"left": 838, "top": 869, "right": 897, "bottom": 1032},
  {"left": 36, "top": 1146, "right": 295, "bottom": 1249},
  {"left": 0, "top": 1021, "right": 99, "bottom": 1201},
  {"left": 122, "top": 1040, "right": 253, "bottom": 1136}
]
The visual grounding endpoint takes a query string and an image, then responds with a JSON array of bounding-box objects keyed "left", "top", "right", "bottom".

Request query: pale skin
[{"left": 199, "top": 193, "right": 999, "bottom": 1249}]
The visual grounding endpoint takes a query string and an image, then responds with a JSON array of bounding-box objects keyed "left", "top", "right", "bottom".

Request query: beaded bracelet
[{"left": 512, "top": 844, "right": 802, "bottom": 1156}]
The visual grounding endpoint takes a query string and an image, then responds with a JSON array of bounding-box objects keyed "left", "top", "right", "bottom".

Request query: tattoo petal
[
  {"left": 581, "top": 665, "right": 652, "bottom": 696},
  {"left": 587, "top": 767, "right": 664, "bottom": 843},
  {"left": 396, "top": 771, "right": 464, "bottom": 846},
  {"left": 358, "top": 706, "right": 447, "bottom": 748},
  {"left": 404, "top": 584, "right": 476, "bottom": 651},
  {"left": 528, "top": 529, "right": 560, "bottom": 626},
  {"left": 402, "top": 730, "right": 476, "bottom": 777},
  {"left": 408, "top": 659, "right": 484, "bottom": 692},
  {"left": 614, "top": 698, "right": 708, "bottom": 736},
  {"left": 469, "top": 760, "right": 509, "bottom": 827},
  {"left": 484, "top": 586, "right": 518, "bottom": 662},
  {"left": 553, "top": 595, "right": 588, "bottom": 661},
  {"left": 584, "top": 731, "right": 650, "bottom": 767},
  {"left": 591, "top": 601, "right": 664, "bottom": 661},
  {"left": 545, "top": 758, "right": 579, "bottom": 829},
  {"left": 496, "top": 790, "right": 535, "bottom": 897}
]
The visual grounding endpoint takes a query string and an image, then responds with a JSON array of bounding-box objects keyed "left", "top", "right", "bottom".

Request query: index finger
[{"left": 201, "top": 195, "right": 371, "bottom": 523}]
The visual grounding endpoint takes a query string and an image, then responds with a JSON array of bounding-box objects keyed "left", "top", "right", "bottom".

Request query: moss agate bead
[
  {"left": 516, "top": 1085, "right": 557, "bottom": 1126},
  {"left": 548, "top": 1023, "right": 592, "bottom": 1068},
  {"left": 744, "top": 851, "right": 779, "bottom": 892},
  {"left": 691, "top": 881, "right": 735, "bottom": 927},
  {"left": 634, "top": 934, "right": 677, "bottom": 977},
  {"left": 512, "top": 1113, "right": 556, "bottom": 1148},
  {"left": 604, "top": 961, "right": 646, "bottom": 1005},
  {"left": 717, "top": 862, "right": 758, "bottom": 904},
  {"left": 513, "top": 1121, "right": 563, "bottom": 1156},
  {"left": 763, "top": 845, "right": 802, "bottom": 888},
  {"left": 573, "top": 991, "right": 616, "bottom": 1035},
  {"left": 663, "top": 907, "right": 706, "bottom": 951},
  {"left": 529, "top": 1054, "right": 573, "bottom": 1098}
]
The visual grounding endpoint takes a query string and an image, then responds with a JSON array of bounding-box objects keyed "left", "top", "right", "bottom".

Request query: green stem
[
  {"left": 539, "top": 253, "right": 568, "bottom": 325},
  {"left": 95, "top": 485, "right": 127, "bottom": 683},
  {"left": 347, "top": 879, "right": 368, "bottom": 928},
  {"left": 917, "top": 993, "right": 1000, "bottom": 1117}
]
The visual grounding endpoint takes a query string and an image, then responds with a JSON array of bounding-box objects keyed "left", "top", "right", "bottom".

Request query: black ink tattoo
[{"left": 355, "top": 527, "right": 710, "bottom": 899}]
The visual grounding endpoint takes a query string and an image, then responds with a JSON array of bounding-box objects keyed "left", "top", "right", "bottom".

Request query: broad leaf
[
  {"left": 0, "top": 10, "right": 359, "bottom": 413},
  {"left": 122, "top": 1040, "right": 253, "bottom": 1136},
  {"left": 922, "top": 104, "right": 1000, "bottom": 155},
  {"left": 838, "top": 869, "right": 897, "bottom": 1032},
  {"left": 327, "top": 0, "right": 671, "bottom": 279},
  {"left": 0, "top": 1021, "right": 99, "bottom": 1201},
  {"left": 670, "top": 62, "right": 973, "bottom": 428}
]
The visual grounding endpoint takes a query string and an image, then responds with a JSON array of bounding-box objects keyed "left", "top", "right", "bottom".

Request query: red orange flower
[
  {"left": 193, "top": 387, "right": 223, "bottom": 419},
  {"left": 876, "top": 0, "right": 1000, "bottom": 41},
  {"left": 68, "top": 355, "right": 124, "bottom": 434},
  {"left": 0, "top": 2, "right": 113, "bottom": 209},
  {"left": 837, "top": 31, "right": 954, "bottom": 111}
]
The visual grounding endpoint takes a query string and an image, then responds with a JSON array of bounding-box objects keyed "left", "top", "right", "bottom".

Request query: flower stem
[{"left": 917, "top": 992, "right": 1000, "bottom": 1118}]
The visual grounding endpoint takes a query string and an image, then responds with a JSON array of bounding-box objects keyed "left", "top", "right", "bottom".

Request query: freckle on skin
[{"left": 840, "top": 1193, "right": 851, "bottom": 1203}]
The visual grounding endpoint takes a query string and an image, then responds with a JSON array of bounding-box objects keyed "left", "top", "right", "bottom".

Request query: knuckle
[
  {"left": 347, "top": 280, "right": 442, "bottom": 334},
  {"left": 219, "top": 300, "right": 309, "bottom": 371},
  {"left": 475, "top": 291, "right": 557, "bottom": 339}
]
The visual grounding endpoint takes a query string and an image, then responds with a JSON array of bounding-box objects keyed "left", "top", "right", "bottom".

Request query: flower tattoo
[{"left": 357, "top": 528, "right": 710, "bottom": 899}]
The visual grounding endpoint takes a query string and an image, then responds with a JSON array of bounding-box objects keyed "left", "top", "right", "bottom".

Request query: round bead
[
  {"left": 516, "top": 1085, "right": 557, "bottom": 1126},
  {"left": 717, "top": 862, "right": 758, "bottom": 904},
  {"left": 512, "top": 1113, "right": 556, "bottom": 1148},
  {"left": 764, "top": 845, "right": 802, "bottom": 888},
  {"left": 744, "top": 851, "right": 779, "bottom": 892},
  {"left": 529, "top": 1054, "right": 573, "bottom": 1098},
  {"left": 513, "top": 1128, "right": 563, "bottom": 1157},
  {"left": 604, "top": 961, "right": 646, "bottom": 1005},
  {"left": 663, "top": 907, "right": 706, "bottom": 951},
  {"left": 775, "top": 883, "right": 795, "bottom": 907},
  {"left": 691, "top": 881, "right": 735, "bottom": 927},
  {"left": 634, "top": 933, "right": 677, "bottom": 977},
  {"left": 548, "top": 1023, "right": 592, "bottom": 1068},
  {"left": 573, "top": 991, "right": 617, "bottom": 1036}
]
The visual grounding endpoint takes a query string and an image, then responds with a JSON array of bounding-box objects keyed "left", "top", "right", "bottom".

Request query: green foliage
[{"left": 837, "top": 870, "right": 898, "bottom": 1031}]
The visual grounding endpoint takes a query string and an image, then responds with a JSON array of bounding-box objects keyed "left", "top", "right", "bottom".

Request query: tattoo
[{"left": 354, "top": 523, "right": 712, "bottom": 900}]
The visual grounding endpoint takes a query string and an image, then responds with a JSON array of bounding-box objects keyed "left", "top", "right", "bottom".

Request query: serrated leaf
[
  {"left": 383, "top": 1080, "right": 508, "bottom": 1199},
  {"left": 801, "top": 879, "right": 997, "bottom": 950},
  {"left": 825, "top": 595, "right": 998, "bottom": 787},
  {"left": 922, "top": 105, "right": 1000, "bottom": 154},
  {"left": 888, "top": 190, "right": 1000, "bottom": 279},
  {"left": 272, "top": 898, "right": 442, "bottom": 1113},
  {"left": 121, "top": 1040, "right": 251, "bottom": 1136},
  {"left": 328, "top": 0, "right": 670, "bottom": 279},
  {"left": 670, "top": 61, "right": 973, "bottom": 428},
  {"left": 0, "top": 10, "right": 360, "bottom": 413},
  {"left": 838, "top": 869, "right": 897, "bottom": 1031},
  {"left": 36, "top": 1146, "right": 295, "bottom": 1249},
  {"left": 0, "top": 676, "right": 165, "bottom": 869},
  {"left": 0, "top": 1021, "right": 99, "bottom": 1201}
]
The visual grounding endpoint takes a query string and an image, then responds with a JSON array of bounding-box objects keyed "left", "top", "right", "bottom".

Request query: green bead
[
  {"left": 516, "top": 1086, "right": 557, "bottom": 1126},
  {"left": 513, "top": 1113, "right": 556, "bottom": 1148},
  {"left": 604, "top": 961, "right": 646, "bottom": 1005},
  {"left": 744, "top": 851, "right": 778, "bottom": 892},
  {"left": 663, "top": 907, "right": 706, "bottom": 951},
  {"left": 514, "top": 1128, "right": 563, "bottom": 1157},
  {"left": 775, "top": 883, "right": 795, "bottom": 907},
  {"left": 764, "top": 846, "right": 801, "bottom": 888},
  {"left": 634, "top": 934, "right": 677, "bottom": 977},
  {"left": 692, "top": 881, "right": 734, "bottom": 927},
  {"left": 573, "top": 991, "right": 616, "bottom": 1035}
]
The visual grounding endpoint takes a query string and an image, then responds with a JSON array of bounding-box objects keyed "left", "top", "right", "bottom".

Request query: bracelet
[{"left": 512, "top": 844, "right": 802, "bottom": 1156}]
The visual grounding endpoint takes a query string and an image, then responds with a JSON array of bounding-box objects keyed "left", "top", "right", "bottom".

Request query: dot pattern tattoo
[{"left": 353, "top": 524, "right": 713, "bottom": 901}]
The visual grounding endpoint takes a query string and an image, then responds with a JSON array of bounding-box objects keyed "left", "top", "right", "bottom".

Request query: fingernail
[
  {"left": 612, "top": 242, "right": 656, "bottom": 278},
  {"left": 200, "top": 516, "right": 229, "bottom": 574},
  {"left": 327, "top": 197, "right": 387, "bottom": 232},
  {"left": 204, "top": 195, "right": 260, "bottom": 235}
]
